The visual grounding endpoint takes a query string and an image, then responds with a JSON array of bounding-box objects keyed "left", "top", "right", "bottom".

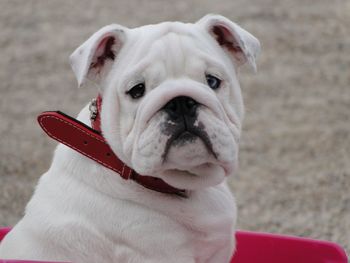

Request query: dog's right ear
[{"left": 70, "top": 24, "right": 127, "bottom": 87}]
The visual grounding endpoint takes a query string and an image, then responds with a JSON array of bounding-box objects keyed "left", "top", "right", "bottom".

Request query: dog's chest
[
  {"left": 103, "top": 205, "right": 233, "bottom": 262},
  {"left": 36, "top": 153, "right": 236, "bottom": 262},
  {"left": 55, "top": 199, "right": 231, "bottom": 262},
  {"left": 102, "top": 190, "right": 235, "bottom": 262}
]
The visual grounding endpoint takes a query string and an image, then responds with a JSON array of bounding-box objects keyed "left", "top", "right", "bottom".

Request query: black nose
[{"left": 163, "top": 96, "right": 199, "bottom": 120}]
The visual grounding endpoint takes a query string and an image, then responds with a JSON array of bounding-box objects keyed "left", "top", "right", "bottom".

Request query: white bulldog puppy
[{"left": 0, "top": 14, "right": 260, "bottom": 263}]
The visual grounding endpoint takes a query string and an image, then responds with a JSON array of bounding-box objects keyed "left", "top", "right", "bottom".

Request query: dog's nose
[{"left": 163, "top": 96, "right": 199, "bottom": 120}]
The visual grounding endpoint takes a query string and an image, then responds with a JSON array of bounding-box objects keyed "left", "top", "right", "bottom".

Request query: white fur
[{"left": 0, "top": 15, "right": 260, "bottom": 263}]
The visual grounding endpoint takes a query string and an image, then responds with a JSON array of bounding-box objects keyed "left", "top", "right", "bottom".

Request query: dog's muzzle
[{"left": 161, "top": 96, "right": 217, "bottom": 161}]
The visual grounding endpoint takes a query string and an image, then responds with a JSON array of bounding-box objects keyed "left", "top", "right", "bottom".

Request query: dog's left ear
[
  {"left": 197, "top": 14, "right": 261, "bottom": 72},
  {"left": 70, "top": 24, "right": 128, "bottom": 87}
]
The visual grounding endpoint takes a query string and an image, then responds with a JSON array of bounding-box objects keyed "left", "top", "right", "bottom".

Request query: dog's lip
[{"left": 161, "top": 125, "right": 217, "bottom": 163}]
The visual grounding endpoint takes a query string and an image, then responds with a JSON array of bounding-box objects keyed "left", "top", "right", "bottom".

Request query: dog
[{"left": 0, "top": 14, "right": 260, "bottom": 263}]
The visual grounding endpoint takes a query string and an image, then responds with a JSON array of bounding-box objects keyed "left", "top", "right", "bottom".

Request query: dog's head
[{"left": 69, "top": 15, "right": 260, "bottom": 190}]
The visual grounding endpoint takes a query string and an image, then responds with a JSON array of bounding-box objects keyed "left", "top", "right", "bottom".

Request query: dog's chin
[
  {"left": 131, "top": 132, "right": 234, "bottom": 190},
  {"left": 159, "top": 164, "right": 226, "bottom": 190}
]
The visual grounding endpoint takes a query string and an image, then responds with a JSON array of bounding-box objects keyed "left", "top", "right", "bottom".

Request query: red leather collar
[{"left": 37, "top": 95, "right": 186, "bottom": 197}]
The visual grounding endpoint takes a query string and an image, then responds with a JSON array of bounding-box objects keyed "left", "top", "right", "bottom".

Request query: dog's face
[{"left": 70, "top": 15, "right": 260, "bottom": 190}]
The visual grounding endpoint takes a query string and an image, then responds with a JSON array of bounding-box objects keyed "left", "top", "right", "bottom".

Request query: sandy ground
[{"left": 1, "top": 0, "right": 349, "bottom": 255}]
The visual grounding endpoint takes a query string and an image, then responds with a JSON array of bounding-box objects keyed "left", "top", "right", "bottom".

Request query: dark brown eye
[
  {"left": 126, "top": 83, "right": 145, "bottom": 99},
  {"left": 206, "top": 74, "right": 221, "bottom": 90}
]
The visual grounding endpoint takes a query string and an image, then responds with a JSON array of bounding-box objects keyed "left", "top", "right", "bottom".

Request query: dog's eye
[
  {"left": 126, "top": 83, "right": 145, "bottom": 99},
  {"left": 206, "top": 74, "right": 221, "bottom": 90}
]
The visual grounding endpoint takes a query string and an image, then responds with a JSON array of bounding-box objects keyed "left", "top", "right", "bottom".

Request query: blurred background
[{"left": 0, "top": 0, "right": 349, "bottom": 254}]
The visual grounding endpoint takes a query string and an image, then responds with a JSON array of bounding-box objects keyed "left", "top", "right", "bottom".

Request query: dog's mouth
[{"left": 161, "top": 122, "right": 217, "bottom": 163}]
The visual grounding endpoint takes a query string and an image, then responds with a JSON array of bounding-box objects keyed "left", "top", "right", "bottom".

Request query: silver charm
[{"left": 89, "top": 98, "right": 98, "bottom": 120}]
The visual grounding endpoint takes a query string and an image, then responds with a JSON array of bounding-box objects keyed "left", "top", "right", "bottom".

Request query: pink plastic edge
[
  {"left": 237, "top": 229, "right": 348, "bottom": 254},
  {"left": 232, "top": 230, "right": 348, "bottom": 263}
]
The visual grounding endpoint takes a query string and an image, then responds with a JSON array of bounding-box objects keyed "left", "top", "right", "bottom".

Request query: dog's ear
[
  {"left": 197, "top": 14, "right": 260, "bottom": 72},
  {"left": 70, "top": 24, "right": 127, "bottom": 87}
]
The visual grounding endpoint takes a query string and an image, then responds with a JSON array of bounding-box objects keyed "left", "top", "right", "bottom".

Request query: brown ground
[{"left": 1, "top": 0, "right": 349, "bottom": 255}]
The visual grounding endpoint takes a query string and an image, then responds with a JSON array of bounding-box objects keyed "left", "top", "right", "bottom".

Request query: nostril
[
  {"left": 186, "top": 98, "right": 197, "bottom": 110},
  {"left": 166, "top": 100, "right": 177, "bottom": 112},
  {"left": 163, "top": 98, "right": 180, "bottom": 118}
]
